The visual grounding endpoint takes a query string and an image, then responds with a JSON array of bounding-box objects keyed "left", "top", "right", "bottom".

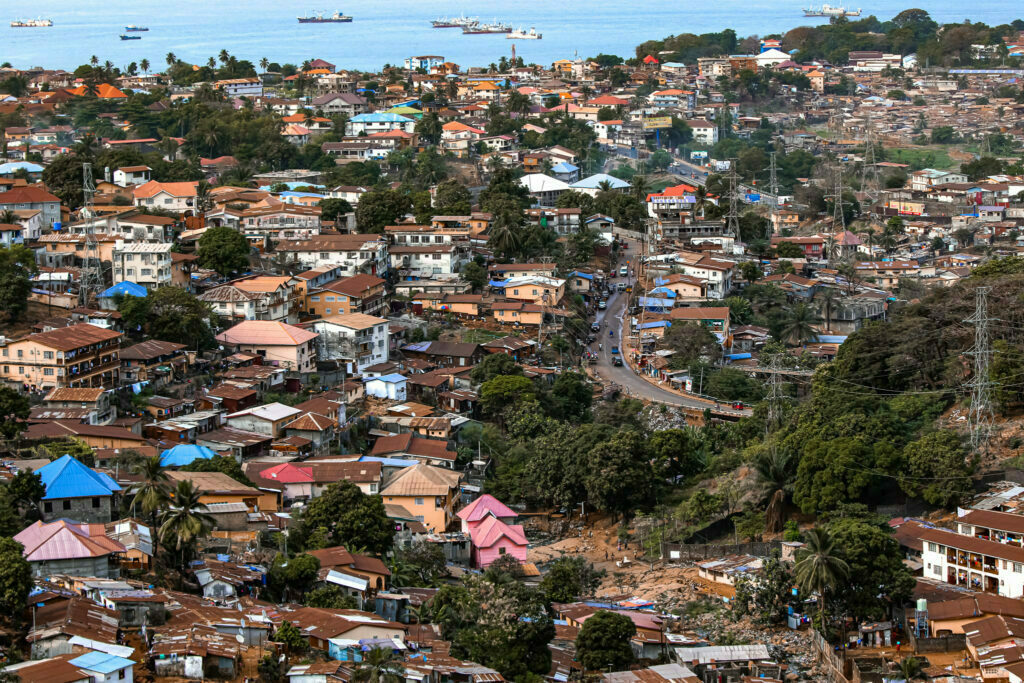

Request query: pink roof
[
  {"left": 259, "top": 462, "right": 314, "bottom": 483},
  {"left": 469, "top": 515, "right": 527, "bottom": 549},
  {"left": 457, "top": 493, "right": 518, "bottom": 523},
  {"left": 14, "top": 520, "right": 125, "bottom": 561},
  {"left": 216, "top": 320, "right": 319, "bottom": 346}
]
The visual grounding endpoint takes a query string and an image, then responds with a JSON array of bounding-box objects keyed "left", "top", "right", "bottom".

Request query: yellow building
[{"left": 380, "top": 463, "right": 461, "bottom": 533}]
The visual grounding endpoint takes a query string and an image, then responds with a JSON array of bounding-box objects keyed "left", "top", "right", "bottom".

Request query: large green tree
[
  {"left": 0, "top": 387, "right": 30, "bottom": 440},
  {"left": 0, "top": 244, "right": 37, "bottom": 323},
  {"left": 539, "top": 556, "right": 605, "bottom": 604},
  {"left": 296, "top": 480, "right": 393, "bottom": 555},
  {"left": 826, "top": 517, "right": 915, "bottom": 622},
  {"left": 575, "top": 610, "right": 636, "bottom": 672},
  {"left": 355, "top": 189, "right": 412, "bottom": 233},
  {"left": 119, "top": 286, "right": 217, "bottom": 348},
  {"left": 197, "top": 225, "right": 251, "bottom": 276},
  {"left": 0, "top": 537, "right": 32, "bottom": 625},
  {"left": 900, "top": 430, "right": 972, "bottom": 508}
]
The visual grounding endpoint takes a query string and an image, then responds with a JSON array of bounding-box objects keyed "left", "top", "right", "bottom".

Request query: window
[
  {"left": 62, "top": 500, "right": 71, "bottom": 510},
  {"left": 92, "top": 497, "right": 101, "bottom": 508},
  {"left": 325, "top": 296, "right": 335, "bottom": 302},
  {"left": 414, "top": 497, "right": 424, "bottom": 505},
  {"left": 499, "top": 547, "right": 506, "bottom": 555},
  {"left": 43, "top": 351, "right": 53, "bottom": 359},
  {"left": 324, "top": 308, "right": 331, "bottom": 314},
  {"left": 1016, "top": 563, "right": 1023, "bottom": 573},
  {"left": 310, "top": 295, "right": 320, "bottom": 302},
  {"left": 44, "top": 502, "right": 52, "bottom": 513},
  {"left": 43, "top": 368, "right": 54, "bottom": 376}
]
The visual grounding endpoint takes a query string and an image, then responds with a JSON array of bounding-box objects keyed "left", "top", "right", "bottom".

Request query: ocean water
[{"left": 1, "top": 1, "right": 1022, "bottom": 73}]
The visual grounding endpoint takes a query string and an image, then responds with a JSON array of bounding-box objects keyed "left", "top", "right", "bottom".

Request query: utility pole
[
  {"left": 965, "top": 285, "right": 995, "bottom": 456},
  {"left": 79, "top": 162, "right": 101, "bottom": 308},
  {"left": 725, "top": 160, "right": 740, "bottom": 239}
]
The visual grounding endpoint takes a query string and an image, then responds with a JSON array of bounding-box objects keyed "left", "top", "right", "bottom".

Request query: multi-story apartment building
[
  {"left": 310, "top": 313, "right": 389, "bottom": 374},
  {"left": 0, "top": 323, "right": 122, "bottom": 390},
  {"left": 111, "top": 241, "right": 174, "bottom": 289},
  {"left": 276, "top": 234, "right": 388, "bottom": 276},
  {"left": 306, "top": 274, "right": 387, "bottom": 318},
  {"left": 919, "top": 509, "right": 1024, "bottom": 598}
]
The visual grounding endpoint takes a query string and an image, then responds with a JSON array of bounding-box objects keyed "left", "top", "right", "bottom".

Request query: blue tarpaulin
[
  {"left": 99, "top": 281, "right": 147, "bottom": 298},
  {"left": 160, "top": 444, "right": 216, "bottom": 467}
]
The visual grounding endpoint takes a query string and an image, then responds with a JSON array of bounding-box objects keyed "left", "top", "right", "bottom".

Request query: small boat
[
  {"left": 803, "top": 4, "right": 861, "bottom": 16},
  {"left": 120, "top": 34, "right": 142, "bottom": 40},
  {"left": 508, "top": 27, "right": 541, "bottom": 40},
  {"left": 124, "top": 25, "right": 149, "bottom": 31},
  {"left": 298, "top": 11, "right": 352, "bottom": 23},
  {"left": 10, "top": 18, "right": 53, "bottom": 27}
]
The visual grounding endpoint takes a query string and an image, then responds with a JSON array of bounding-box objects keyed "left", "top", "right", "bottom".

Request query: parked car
[
  {"left": 598, "top": 300, "right": 607, "bottom": 310},
  {"left": 611, "top": 346, "right": 620, "bottom": 355},
  {"left": 613, "top": 357, "right": 624, "bottom": 366},
  {"left": 591, "top": 322, "right": 601, "bottom": 332}
]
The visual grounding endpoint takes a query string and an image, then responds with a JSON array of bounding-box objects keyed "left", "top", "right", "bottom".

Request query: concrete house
[
  {"left": 215, "top": 320, "right": 319, "bottom": 373},
  {"left": 226, "top": 402, "right": 303, "bottom": 438},
  {"left": 363, "top": 373, "right": 408, "bottom": 401},
  {"left": 380, "top": 463, "right": 461, "bottom": 532},
  {"left": 35, "top": 455, "right": 122, "bottom": 523},
  {"left": 15, "top": 519, "right": 125, "bottom": 579}
]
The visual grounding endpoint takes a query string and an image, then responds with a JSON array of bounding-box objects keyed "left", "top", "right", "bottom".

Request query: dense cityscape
[{"left": 1, "top": 7, "right": 1024, "bottom": 683}]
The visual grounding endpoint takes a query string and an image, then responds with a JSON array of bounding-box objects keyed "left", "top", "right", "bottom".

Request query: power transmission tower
[
  {"left": 767, "top": 152, "right": 779, "bottom": 200},
  {"left": 78, "top": 162, "right": 101, "bottom": 308},
  {"left": 824, "top": 166, "right": 848, "bottom": 263},
  {"left": 724, "top": 161, "right": 740, "bottom": 239},
  {"left": 764, "top": 352, "right": 787, "bottom": 435},
  {"left": 860, "top": 116, "right": 881, "bottom": 210},
  {"left": 965, "top": 285, "right": 996, "bottom": 456}
]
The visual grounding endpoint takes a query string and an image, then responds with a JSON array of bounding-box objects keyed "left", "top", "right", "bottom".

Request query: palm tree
[
  {"left": 754, "top": 449, "right": 794, "bottom": 533},
  {"left": 0, "top": 209, "right": 17, "bottom": 225},
  {"left": 505, "top": 90, "right": 530, "bottom": 118},
  {"left": 794, "top": 527, "right": 849, "bottom": 627},
  {"left": 218, "top": 49, "right": 230, "bottom": 66},
  {"left": 630, "top": 175, "right": 651, "bottom": 202},
  {"left": 160, "top": 480, "right": 215, "bottom": 571},
  {"left": 90, "top": 55, "right": 99, "bottom": 66},
  {"left": 132, "top": 456, "right": 168, "bottom": 529},
  {"left": 897, "top": 656, "right": 924, "bottom": 681},
  {"left": 140, "top": 58, "right": 150, "bottom": 75},
  {"left": 781, "top": 303, "right": 819, "bottom": 346},
  {"left": 206, "top": 56, "right": 216, "bottom": 69},
  {"left": 165, "top": 52, "right": 177, "bottom": 67},
  {"left": 488, "top": 217, "right": 524, "bottom": 259},
  {"left": 259, "top": 57, "right": 270, "bottom": 73},
  {"left": 597, "top": 179, "right": 614, "bottom": 192},
  {"left": 352, "top": 645, "right": 403, "bottom": 683},
  {"left": 814, "top": 287, "right": 843, "bottom": 332}
]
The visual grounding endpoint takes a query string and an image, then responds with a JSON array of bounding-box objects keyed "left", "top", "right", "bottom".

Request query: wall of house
[
  {"left": 476, "top": 539, "right": 527, "bottom": 568},
  {"left": 41, "top": 496, "right": 113, "bottom": 524},
  {"left": 30, "top": 555, "right": 115, "bottom": 579},
  {"left": 384, "top": 493, "right": 450, "bottom": 532}
]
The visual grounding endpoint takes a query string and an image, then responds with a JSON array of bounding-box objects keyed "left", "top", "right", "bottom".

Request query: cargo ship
[
  {"left": 462, "top": 21, "right": 512, "bottom": 34},
  {"left": 432, "top": 15, "right": 477, "bottom": 28},
  {"left": 11, "top": 18, "right": 53, "bottom": 27},
  {"left": 803, "top": 4, "right": 862, "bottom": 16},
  {"left": 508, "top": 27, "right": 541, "bottom": 40},
  {"left": 124, "top": 25, "right": 149, "bottom": 31},
  {"left": 120, "top": 34, "right": 142, "bottom": 40},
  {"left": 298, "top": 11, "right": 352, "bottom": 23}
]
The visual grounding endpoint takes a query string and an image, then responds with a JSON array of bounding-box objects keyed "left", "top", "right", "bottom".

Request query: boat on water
[
  {"left": 432, "top": 15, "right": 477, "bottom": 28},
  {"left": 10, "top": 18, "right": 53, "bottom": 27},
  {"left": 298, "top": 11, "right": 352, "bottom": 23},
  {"left": 119, "top": 34, "right": 142, "bottom": 40},
  {"left": 124, "top": 25, "right": 149, "bottom": 31},
  {"left": 462, "top": 21, "right": 512, "bottom": 34},
  {"left": 803, "top": 4, "right": 862, "bottom": 16},
  {"left": 508, "top": 27, "right": 541, "bottom": 40}
]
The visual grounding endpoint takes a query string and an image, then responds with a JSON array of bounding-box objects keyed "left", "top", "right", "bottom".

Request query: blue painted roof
[
  {"left": 0, "top": 161, "right": 44, "bottom": 173},
  {"left": 99, "top": 281, "right": 147, "bottom": 298},
  {"left": 37, "top": 454, "right": 122, "bottom": 500},
  {"left": 488, "top": 279, "right": 508, "bottom": 288},
  {"left": 278, "top": 191, "right": 326, "bottom": 199},
  {"left": 350, "top": 112, "right": 413, "bottom": 123},
  {"left": 570, "top": 271, "right": 594, "bottom": 280},
  {"left": 401, "top": 341, "right": 431, "bottom": 352},
  {"left": 650, "top": 286, "right": 677, "bottom": 298},
  {"left": 358, "top": 455, "right": 417, "bottom": 467},
  {"left": 814, "top": 335, "right": 848, "bottom": 344},
  {"left": 69, "top": 652, "right": 133, "bottom": 674},
  {"left": 570, "top": 173, "right": 630, "bottom": 190},
  {"left": 638, "top": 297, "right": 672, "bottom": 307},
  {"left": 257, "top": 182, "right": 326, "bottom": 191},
  {"left": 639, "top": 321, "right": 670, "bottom": 329},
  {"left": 364, "top": 373, "right": 407, "bottom": 383},
  {"left": 160, "top": 444, "right": 216, "bottom": 467},
  {"left": 550, "top": 162, "right": 578, "bottom": 173}
]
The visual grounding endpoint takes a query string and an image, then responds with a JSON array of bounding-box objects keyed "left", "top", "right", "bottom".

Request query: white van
[{"left": 619, "top": 266, "right": 628, "bottom": 277}]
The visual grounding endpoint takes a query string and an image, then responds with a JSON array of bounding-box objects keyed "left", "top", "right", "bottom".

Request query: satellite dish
[{"left": 235, "top": 634, "right": 244, "bottom": 644}]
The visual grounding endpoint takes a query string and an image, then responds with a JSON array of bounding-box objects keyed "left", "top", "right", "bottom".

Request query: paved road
[{"left": 586, "top": 242, "right": 752, "bottom": 417}]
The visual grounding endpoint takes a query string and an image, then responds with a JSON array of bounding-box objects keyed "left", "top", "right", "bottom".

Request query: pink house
[
  {"left": 257, "top": 462, "right": 314, "bottom": 504},
  {"left": 457, "top": 493, "right": 518, "bottom": 533},
  {"left": 457, "top": 494, "right": 527, "bottom": 568}
]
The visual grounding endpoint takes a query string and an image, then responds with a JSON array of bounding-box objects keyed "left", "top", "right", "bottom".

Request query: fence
[
  {"left": 662, "top": 540, "right": 780, "bottom": 561},
  {"left": 908, "top": 629, "right": 967, "bottom": 654},
  {"left": 810, "top": 629, "right": 852, "bottom": 683}
]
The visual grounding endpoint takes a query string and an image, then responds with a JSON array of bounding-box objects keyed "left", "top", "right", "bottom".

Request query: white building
[
  {"left": 132, "top": 180, "right": 198, "bottom": 214},
  {"left": 919, "top": 509, "right": 1024, "bottom": 598},
  {"left": 113, "top": 165, "right": 152, "bottom": 187},
  {"left": 363, "top": 373, "right": 407, "bottom": 401},
  {"left": 112, "top": 241, "right": 174, "bottom": 288},
  {"left": 519, "top": 174, "right": 570, "bottom": 207},
  {"left": 311, "top": 313, "right": 389, "bottom": 374},
  {"left": 345, "top": 113, "right": 416, "bottom": 136},
  {"left": 688, "top": 119, "right": 719, "bottom": 146},
  {"left": 404, "top": 55, "right": 445, "bottom": 70},
  {"left": 215, "top": 77, "right": 264, "bottom": 97},
  {"left": 275, "top": 234, "right": 389, "bottom": 276}
]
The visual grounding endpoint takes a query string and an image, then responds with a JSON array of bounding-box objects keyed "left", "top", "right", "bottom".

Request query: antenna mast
[{"left": 78, "top": 162, "right": 101, "bottom": 308}]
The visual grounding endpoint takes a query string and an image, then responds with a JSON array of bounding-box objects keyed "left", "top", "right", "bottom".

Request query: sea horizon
[{"left": 2, "top": 0, "right": 1023, "bottom": 74}]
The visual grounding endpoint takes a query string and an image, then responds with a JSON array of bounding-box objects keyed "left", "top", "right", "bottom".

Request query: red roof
[
  {"left": 259, "top": 462, "right": 314, "bottom": 483},
  {"left": 643, "top": 55, "right": 660, "bottom": 64}
]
